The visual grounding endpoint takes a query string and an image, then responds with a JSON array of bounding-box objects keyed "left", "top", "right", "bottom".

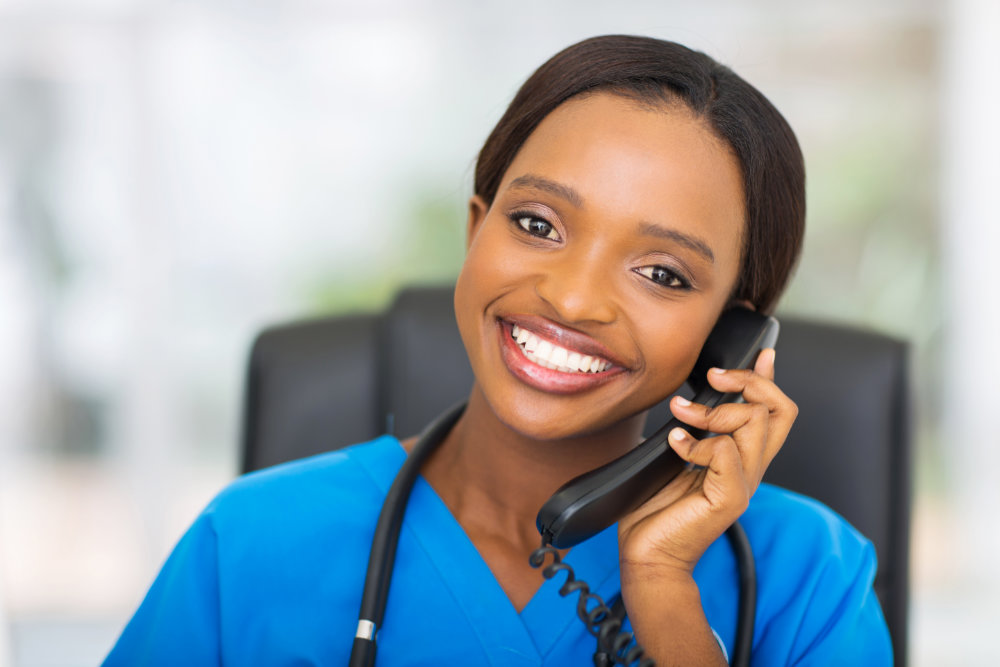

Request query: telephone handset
[{"left": 535, "top": 308, "right": 780, "bottom": 549}]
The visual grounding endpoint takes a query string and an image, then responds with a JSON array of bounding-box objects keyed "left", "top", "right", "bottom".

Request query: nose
[{"left": 533, "top": 248, "right": 618, "bottom": 325}]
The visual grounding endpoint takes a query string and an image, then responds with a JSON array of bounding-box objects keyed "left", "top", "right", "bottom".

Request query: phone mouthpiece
[{"left": 535, "top": 420, "right": 685, "bottom": 549}]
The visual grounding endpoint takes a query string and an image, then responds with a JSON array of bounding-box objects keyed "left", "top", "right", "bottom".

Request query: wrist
[
  {"left": 621, "top": 574, "right": 727, "bottom": 667},
  {"left": 620, "top": 560, "right": 700, "bottom": 602},
  {"left": 619, "top": 545, "right": 699, "bottom": 586}
]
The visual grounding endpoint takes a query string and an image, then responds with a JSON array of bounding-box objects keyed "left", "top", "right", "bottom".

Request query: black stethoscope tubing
[
  {"left": 349, "top": 402, "right": 465, "bottom": 667},
  {"left": 348, "top": 402, "right": 756, "bottom": 667}
]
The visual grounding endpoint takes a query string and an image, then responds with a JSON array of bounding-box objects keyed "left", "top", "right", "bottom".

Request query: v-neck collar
[{"left": 358, "top": 436, "right": 622, "bottom": 663}]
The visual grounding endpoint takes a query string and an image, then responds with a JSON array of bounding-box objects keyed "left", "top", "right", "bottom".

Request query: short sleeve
[
  {"left": 103, "top": 511, "right": 222, "bottom": 666},
  {"left": 732, "top": 485, "right": 894, "bottom": 667},
  {"left": 785, "top": 539, "right": 892, "bottom": 666}
]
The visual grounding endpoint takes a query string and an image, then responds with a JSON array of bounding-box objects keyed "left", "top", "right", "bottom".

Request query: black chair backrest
[{"left": 241, "top": 285, "right": 911, "bottom": 665}]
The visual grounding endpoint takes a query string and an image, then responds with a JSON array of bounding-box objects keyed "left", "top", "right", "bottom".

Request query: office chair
[{"left": 240, "top": 285, "right": 911, "bottom": 665}]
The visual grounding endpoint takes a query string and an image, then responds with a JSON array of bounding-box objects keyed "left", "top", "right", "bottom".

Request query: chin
[{"left": 487, "top": 392, "right": 648, "bottom": 444}]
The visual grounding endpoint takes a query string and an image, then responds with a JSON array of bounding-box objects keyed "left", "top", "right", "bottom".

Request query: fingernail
[
  {"left": 674, "top": 396, "right": 691, "bottom": 407},
  {"left": 669, "top": 427, "right": 687, "bottom": 442},
  {"left": 710, "top": 367, "right": 726, "bottom": 374}
]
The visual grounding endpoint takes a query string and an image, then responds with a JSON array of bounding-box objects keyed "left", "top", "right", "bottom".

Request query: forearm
[{"left": 622, "top": 568, "right": 727, "bottom": 667}]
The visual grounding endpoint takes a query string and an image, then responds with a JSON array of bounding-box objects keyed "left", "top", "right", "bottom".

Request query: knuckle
[
  {"left": 714, "top": 434, "right": 737, "bottom": 452},
  {"left": 734, "top": 490, "right": 751, "bottom": 515},
  {"left": 702, "top": 404, "right": 729, "bottom": 428},
  {"left": 732, "top": 370, "right": 753, "bottom": 391},
  {"left": 733, "top": 489, "right": 750, "bottom": 515}
]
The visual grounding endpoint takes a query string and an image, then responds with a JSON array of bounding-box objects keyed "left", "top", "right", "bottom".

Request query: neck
[{"left": 418, "top": 384, "right": 647, "bottom": 553}]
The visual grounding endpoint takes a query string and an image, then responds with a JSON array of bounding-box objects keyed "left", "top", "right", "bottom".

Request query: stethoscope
[{"left": 348, "top": 403, "right": 756, "bottom": 667}]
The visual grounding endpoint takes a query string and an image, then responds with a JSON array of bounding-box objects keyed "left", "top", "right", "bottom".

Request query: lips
[{"left": 497, "top": 317, "right": 625, "bottom": 394}]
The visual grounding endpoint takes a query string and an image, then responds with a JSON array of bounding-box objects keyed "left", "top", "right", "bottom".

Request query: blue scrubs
[{"left": 103, "top": 436, "right": 892, "bottom": 665}]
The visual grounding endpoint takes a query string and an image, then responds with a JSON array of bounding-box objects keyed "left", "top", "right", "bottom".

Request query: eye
[
  {"left": 635, "top": 265, "right": 691, "bottom": 289},
  {"left": 512, "top": 213, "right": 561, "bottom": 241}
]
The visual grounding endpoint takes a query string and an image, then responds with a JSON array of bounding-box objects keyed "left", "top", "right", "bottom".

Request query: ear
[{"left": 465, "top": 195, "right": 489, "bottom": 250}]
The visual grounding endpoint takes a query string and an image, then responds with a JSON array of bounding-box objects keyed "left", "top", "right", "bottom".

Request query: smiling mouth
[{"left": 511, "top": 324, "right": 613, "bottom": 373}]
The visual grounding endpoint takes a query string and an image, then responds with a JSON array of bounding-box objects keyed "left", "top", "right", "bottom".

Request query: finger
[
  {"left": 625, "top": 427, "right": 745, "bottom": 523},
  {"left": 670, "top": 395, "right": 771, "bottom": 438},
  {"left": 754, "top": 347, "right": 776, "bottom": 380},
  {"left": 699, "top": 360, "right": 797, "bottom": 459},
  {"left": 668, "top": 428, "right": 751, "bottom": 512},
  {"left": 676, "top": 390, "right": 790, "bottom": 471},
  {"left": 669, "top": 399, "right": 771, "bottom": 481},
  {"left": 703, "top": 364, "right": 789, "bottom": 414}
]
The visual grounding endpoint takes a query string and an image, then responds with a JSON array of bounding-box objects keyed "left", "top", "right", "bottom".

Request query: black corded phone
[
  {"left": 528, "top": 307, "right": 778, "bottom": 666},
  {"left": 536, "top": 307, "right": 780, "bottom": 549}
]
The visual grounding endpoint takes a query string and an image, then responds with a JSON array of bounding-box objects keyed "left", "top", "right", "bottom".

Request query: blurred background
[{"left": 1, "top": 0, "right": 997, "bottom": 664}]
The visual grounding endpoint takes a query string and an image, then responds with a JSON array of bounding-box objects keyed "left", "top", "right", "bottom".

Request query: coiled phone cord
[
  {"left": 529, "top": 521, "right": 756, "bottom": 667},
  {"left": 529, "top": 542, "right": 654, "bottom": 667}
]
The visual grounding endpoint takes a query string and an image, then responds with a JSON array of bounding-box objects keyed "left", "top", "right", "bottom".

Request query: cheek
[
  {"left": 453, "top": 258, "right": 479, "bottom": 353},
  {"left": 637, "top": 309, "right": 719, "bottom": 390},
  {"left": 454, "top": 226, "right": 509, "bottom": 346},
  {"left": 456, "top": 220, "right": 529, "bottom": 305}
]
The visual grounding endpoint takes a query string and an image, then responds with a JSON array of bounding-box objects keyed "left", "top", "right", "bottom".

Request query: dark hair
[{"left": 474, "top": 35, "right": 805, "bottom": 314}]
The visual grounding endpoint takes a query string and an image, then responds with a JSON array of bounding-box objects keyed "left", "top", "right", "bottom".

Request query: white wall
[{"left": 921, "top": 0, "right": 1000, "bottom": 660}]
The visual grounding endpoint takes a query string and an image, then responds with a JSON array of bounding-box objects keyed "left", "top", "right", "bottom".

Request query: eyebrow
[
  {"left": 508, "top": 174, "right": 584, "bottom": 208},
  {"left": 638, "top": 223, "right": 716, "bottom": 263},
  {"left": 507, "top": 173, "right": 716, "bottom": 264}
]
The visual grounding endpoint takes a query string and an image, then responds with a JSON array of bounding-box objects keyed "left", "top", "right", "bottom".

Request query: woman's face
[{"left": 454, "top": 92, "right": 745, "bottom": 441}]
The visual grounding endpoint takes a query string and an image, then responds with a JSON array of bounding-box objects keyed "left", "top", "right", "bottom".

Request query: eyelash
[
  {"left": 508, "top": 210, "right": 561, "bottom": 241},
  {"left": 634, "top": 265, "right": 692, "bottom": 290},
  {"left": 507, "top": 209, "right": 693, "bottom": 291}
]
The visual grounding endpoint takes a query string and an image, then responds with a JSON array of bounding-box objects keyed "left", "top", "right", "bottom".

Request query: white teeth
[
  {"left": 509, "top": 324, "right": 612, "bottom": 373},
  {"left": 514, "top": 325, "right": 540, "bottom": 353}
]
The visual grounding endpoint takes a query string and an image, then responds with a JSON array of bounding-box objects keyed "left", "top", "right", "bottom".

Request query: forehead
[{"left": 499, "top": 92, "right": 745, "bottom": 260}]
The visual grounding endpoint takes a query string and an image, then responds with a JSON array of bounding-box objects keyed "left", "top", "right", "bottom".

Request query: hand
[{"left": 617, "top": 348, "right": 798, "bottom": 578}]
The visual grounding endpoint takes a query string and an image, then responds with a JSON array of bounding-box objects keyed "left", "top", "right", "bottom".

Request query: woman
[{"left": 105, "top": 36, "right": 892, "bottom": 665}]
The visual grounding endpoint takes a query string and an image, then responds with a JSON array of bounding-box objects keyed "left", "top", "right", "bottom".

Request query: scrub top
[{"left": 103, "top": 436, "right": 892, "bottom": 666}]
